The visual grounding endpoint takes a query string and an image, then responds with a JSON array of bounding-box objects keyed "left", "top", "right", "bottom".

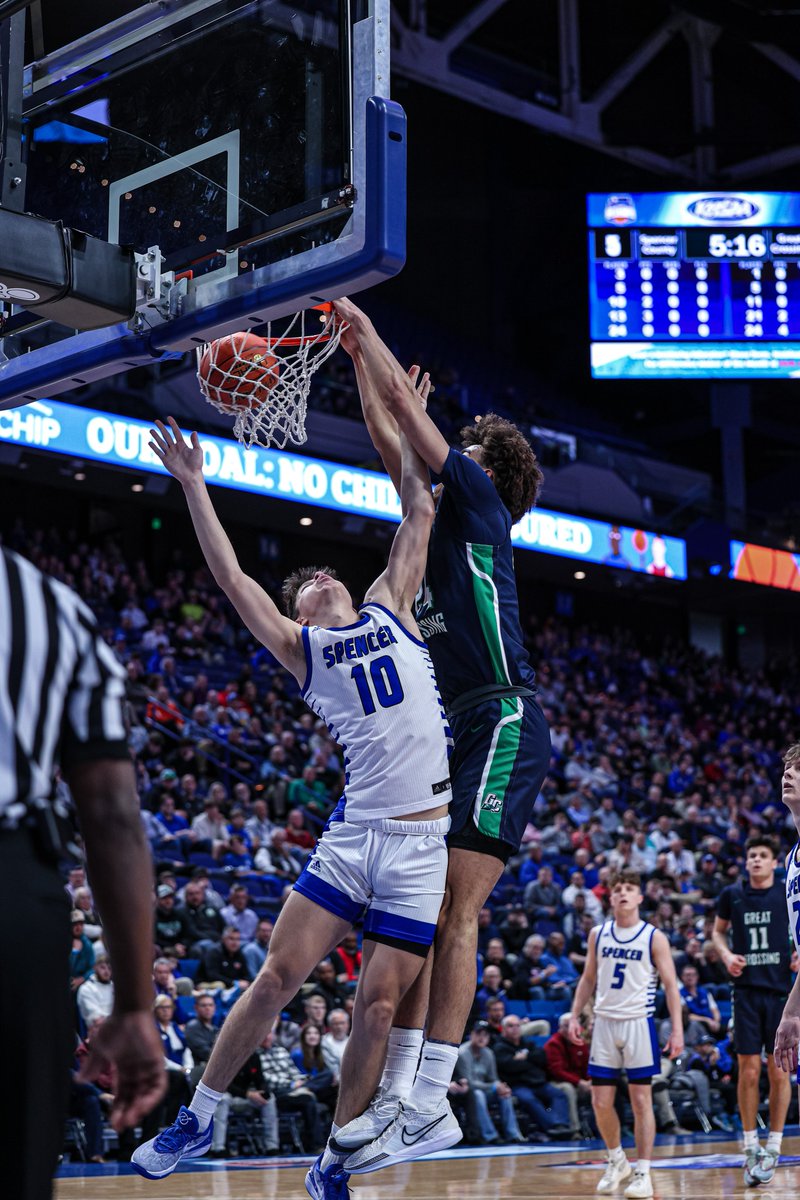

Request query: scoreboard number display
[{"left": 588, "top": 192, "right": 800, "bottom": 378}]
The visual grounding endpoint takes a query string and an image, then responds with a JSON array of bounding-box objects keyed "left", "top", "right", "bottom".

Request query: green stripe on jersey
[
  {"left": 466, "top": 543, "right": 511, "bottom": 687},
  {"left": 474, "top": 697, "right": 523, "bottom": 838}
]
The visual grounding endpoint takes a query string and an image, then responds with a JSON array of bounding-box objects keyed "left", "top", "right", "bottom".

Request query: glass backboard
[{"left": 0, "top": 0, "right": 404, "bottom": 406}]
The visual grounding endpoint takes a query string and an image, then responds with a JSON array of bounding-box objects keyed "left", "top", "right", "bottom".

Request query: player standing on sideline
[
  {"left": 771, "top": 745, "right": 800, "bottom": 1185},
  {"left": 566, "top": 870, "right": 683, "bottom": 1199},
  {"left": 330, "top": 298, "right": 550, "bottom": 1173},
  {"left": 130, "top": 412, "right": 453, "bottom": 1200},
  {"left": 713, "top": 834, "right": 792, "bottom": 1187},
  {"left": 0, "top": 547, "right": 166, "bottom": 1200}
]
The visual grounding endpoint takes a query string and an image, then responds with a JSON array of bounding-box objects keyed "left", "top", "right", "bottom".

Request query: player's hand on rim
[
  {"left": 774, "top": 1015, "right": 800, "bottom": 1074},
  {"left": 149, "top": 416, "right": 203, "bottom": 484}
]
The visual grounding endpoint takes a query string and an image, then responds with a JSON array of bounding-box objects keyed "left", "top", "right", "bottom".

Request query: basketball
[{"left": 198, "top": 333, "right": 280, "bottom": 408}]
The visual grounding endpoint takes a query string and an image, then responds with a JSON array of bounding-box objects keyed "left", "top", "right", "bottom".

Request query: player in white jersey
[
  {"left": 132, "top": 399, "right": 459, "bottom": 1199},
  {"left": 773, "top": 742, "right": 800, "bottom": 1187},
  {"left": 569, "top": 870, "right": 683, "bottom": 1200}
]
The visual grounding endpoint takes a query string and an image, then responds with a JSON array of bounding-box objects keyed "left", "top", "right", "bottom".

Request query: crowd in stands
[{"left": 5, "top": 520, "right": 799, "bottom": 1158}]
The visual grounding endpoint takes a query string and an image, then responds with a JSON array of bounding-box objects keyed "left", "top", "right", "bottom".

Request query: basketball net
[{"left": 195, "top": 305, "right": 347, "bottom": 449}]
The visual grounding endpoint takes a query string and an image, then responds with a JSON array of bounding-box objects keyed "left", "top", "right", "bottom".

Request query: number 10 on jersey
[{"left": 351, "top": 655, "right": 405, "bottom": 715}]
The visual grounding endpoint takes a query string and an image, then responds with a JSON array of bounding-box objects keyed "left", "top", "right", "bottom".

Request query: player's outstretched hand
[
  {"left": 408, "top": 364, "right": 433, "bottom": 410},
  {"left": 774, "top": 1015, "right": 800, "bottom": 1074},
  {"left": 664, "top": 1030, "right": 685, "bottom": 1060},
  {"left": 149, "top": 416, "right": 203, "bottom": 486},
  {"left": 332, "top": 297, "right": 369, "bottom": 356},
  {"left": 78, "top": 1010, "right": 166, "bottom": 1131}
]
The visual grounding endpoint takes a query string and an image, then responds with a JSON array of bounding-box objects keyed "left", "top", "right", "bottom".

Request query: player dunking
[
  {"left": 329, "top": 299, "right": 551, "bottom": 1171},
  {"left": 568, "top": 870, "right": 683, "bottom": 1199},
  {"left": 770, "top": 745, "right": 800, "bottom": 1186},
  {"left": 712, "top": 834, "right": 792, "bottom": 1188},
  {"left": 131, "top": 409, "right": 452, "bottom": 1200}
]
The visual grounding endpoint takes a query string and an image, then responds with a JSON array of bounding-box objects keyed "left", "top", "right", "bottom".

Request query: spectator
[
  {"left": 562, "top": 872, "right": 603, "bottom": 922},
  {"left": 178, "top": 880, "right": 225, "bottom": 956},
  {"left": 291, "top": 1025, "right": 336, "bottom": 1108},
  {"left": 245, "top": 798, "right": 275, "bottom": 849},
  {"left": 69, "top": 911, "right": 95, "bottom": 992},
  {"left": 72, "top": 887, "right": 103, "bottom": 942},
  {"left": 309, "top": 959, "right": 349, "bottom": 1012},
  {"left": 198, "top": 927, "right": 251, "bottom": 990},
  {"left": 321, "top": 1009, "right": 350, "bottom": 1085},
  {"left": 544, "top": 1013, "right": 591, "bottom": 1136},
  {"left": 190, "top": 796, "right": 229, "bottom": 858},
  {"left": 456, "top": 1020, "right": 525, "bottom": 1144},
  {"left": 540, "top": 931, "right": 580, "bottom": 996},
  {"left": 184, "top": 994, "right": 220, "bottom": 1076},
  {"left": 475, "top": 965, "right": 508, "bottom": 1015},
  {"left": 77, "top": 955, "right": 115, "bottom": 1026},
  {"left": 287, "top": 768, "right": 329, "bottom": 818},
  {"left": 482, "top": 938, "right": 516, "bottom": 992},
  {"left": 154, "top": 886, "right": 190, "bottom": 956},
  {"left": 497, "top": 907, "right": 531, "bottom": 955},
  {"left": 494, "top": 1014, "right": 571, "bottom": 1137},
  {"left": 225, "top": 1050, "right": 280, "bottom": 1154},
  {"left": 138, "top": 995, "right": 192, "bottom": 1146},
  {"left": 511, "top": 935, "right": 556, "bottom": 1001},
  {"left": 243, "top": 918, "right": 274, "bottom": 979},
  {"left": 254, "top": 828, "right": 302, "bottom": 881},
  {"left": 524, "top": 864, "right": 563, "bottom": 922},
  {"left": 679, "top": 964, "right": 721, "bottom": 1034},
  {"left": 258, "top": 1030, "right": 325, "bottom": 1153},
  {"left": 330, "top": 932, "right": 362, "bottom": 984},
  {"left": 220, "top": 885, "right": 259, "bottom": 942}
]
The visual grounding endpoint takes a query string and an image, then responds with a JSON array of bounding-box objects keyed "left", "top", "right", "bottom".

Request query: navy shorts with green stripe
[{"left": 447, "top": 694, "right": 550, "bottom": 862}]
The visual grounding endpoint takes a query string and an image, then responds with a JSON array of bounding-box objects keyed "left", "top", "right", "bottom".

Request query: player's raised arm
[
  {"left": 651, "top": 928, "right": 684, "bottom": 1058},
  {"left": 149, "top": 418, "right": 303, "bottom": 675},
  {"left": 568, "top": 926, "right": 599, "bottom": 1041},
  {"left": 365, "top": 419, "right": 436, "bottom": 617},
  {"left": 334, "top": 297, "right": 451, "bottom": 474}
]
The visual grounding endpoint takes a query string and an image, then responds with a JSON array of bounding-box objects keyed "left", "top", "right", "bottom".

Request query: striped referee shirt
[{"left": 0, "top": 547, "right": 129, "bottom": 827}]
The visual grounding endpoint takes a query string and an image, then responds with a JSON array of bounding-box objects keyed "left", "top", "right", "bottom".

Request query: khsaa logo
[
  {"left": 687, "top": 196, "right": 760, "bottom": 222},
  {"left": 604, "top": 195, "right": 637, "bottom": 225}
]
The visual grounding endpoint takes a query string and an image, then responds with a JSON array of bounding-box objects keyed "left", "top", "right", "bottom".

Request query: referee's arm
[{"left": 62, "top": 604, "right": 166, "bottom": 1129}]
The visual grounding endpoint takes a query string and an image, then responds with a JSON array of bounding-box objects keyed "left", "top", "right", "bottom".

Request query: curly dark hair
[
  {"left": 281, "top": 565, "right": 340, "bottom": 617},
  {"left": 744, "top": 833, "right": 780, "bottom": 859},
  {"left": 459, "top": 413, "right": 543, "bottom": 523}
]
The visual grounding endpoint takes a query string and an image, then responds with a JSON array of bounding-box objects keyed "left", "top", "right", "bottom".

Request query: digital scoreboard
[{"left": 587, "top": 192, "right": 800, "bottom": 378}]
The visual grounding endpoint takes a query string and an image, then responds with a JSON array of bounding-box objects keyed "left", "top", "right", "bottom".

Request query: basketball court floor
[{"left": 55, "top": 1131, "right": 800, "bottom": 1198}]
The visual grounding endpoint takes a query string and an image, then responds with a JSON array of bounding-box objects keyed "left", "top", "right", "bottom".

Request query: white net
[{"left": 195, "top": 305, "right": 346, "bottom": 449}]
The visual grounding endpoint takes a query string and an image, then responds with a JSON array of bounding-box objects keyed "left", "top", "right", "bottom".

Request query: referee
[
  {"left": 0, "top": 546, "right": 165, "bottom": 1200},
  {"left": 712, "top": 833, "right": 792, "bottom": 1187}
]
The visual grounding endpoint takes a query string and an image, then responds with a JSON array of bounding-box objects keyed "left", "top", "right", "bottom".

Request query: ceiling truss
[{"left": 390, "top": 1, "right": 800, "bottom": 182}]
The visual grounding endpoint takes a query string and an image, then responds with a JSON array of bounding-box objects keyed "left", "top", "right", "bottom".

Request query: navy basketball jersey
[
  {"left": 300, "top": 602, "right": 452, "bottom": 823},
  {"left": 594, "top": 920, "right": 658, "bottom": 1019},
  {"left": 717, "top": 879, "right": 792, "bottom": 994},
  {"left": 414, "top": 448, "right": 536, "bottom": 709}
]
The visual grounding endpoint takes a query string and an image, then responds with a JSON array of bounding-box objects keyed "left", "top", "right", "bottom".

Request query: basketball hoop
[{"left": 196, "top": 303, "right": 347, "bottom": 449}]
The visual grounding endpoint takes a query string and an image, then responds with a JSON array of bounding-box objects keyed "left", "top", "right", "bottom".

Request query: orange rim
[{"left": 264, "top": 302, "right": 338, "bottom": 350}]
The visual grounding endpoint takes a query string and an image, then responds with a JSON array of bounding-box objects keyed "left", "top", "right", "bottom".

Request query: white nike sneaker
[
  {"left": 343, "top": 1100, "right": 462, "bottom": 1174},
  {"left": 332, "top": 1086, "right": 403, "bottom": 1150},
  {"left": 624, "top": 1169, "right": 654, "bottom": 1198},
  {"left": 596, "top": 1155, "right": 632, "bottom": 1194},
  {"left": 750, "top": 1146, "right": 779, "bottom": 1184}
]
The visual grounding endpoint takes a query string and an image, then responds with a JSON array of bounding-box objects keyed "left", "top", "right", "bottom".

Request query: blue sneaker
[
  {"left": 305, "top": 1154, "right": 351, "bottom": 1198},
  {"left": 131, "top": 1107, "right": 213, "bottom": 1179}
]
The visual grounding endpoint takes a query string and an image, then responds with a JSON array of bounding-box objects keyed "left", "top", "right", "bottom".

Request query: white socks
[
  {"left": 381, "top": 1027, "right": 424, "bottom": 1099},
  {"left": 189, "top": 1081, "right": 224, "bottom": 1131},
  {"left": 636, "top": 1159, "right": 651, "bottom": 1175},
  {"left": 407, "top": 1039, "right": 459, "bottom": 1113},
  {"left": 609, "top": 1146, "right": 626, "bottom": 1162},
  {"left": 743, "top": 1129, "right": 759, "bottom": 1151},
  {"left": 321, "top": 1123, "right": 347, "bottom": 1172},
  {"left": 766, "top": 1130, "right": 783, "bottom": 1155}
]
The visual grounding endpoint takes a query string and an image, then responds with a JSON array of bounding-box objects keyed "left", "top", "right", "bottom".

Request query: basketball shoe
[
  {"left": 750, "top": 1146, "right": 779, "bottom": 1184},
  {"left": 624, "top": 1168, "right": 654, "bottom": 1198},
  {"left": 743, "top": 1145, "right": 764, "bottom": 1187},
  {"left": 331, "top": 1085, "right": 403, "bottom": 1150},
  {"left": 305, "top": 1154, "right": 351, "bottom": 1198},
  {"left": 596, "top": 1154, "right": 632, "bottom": 1193},
  {"left": 131, "top": 1107, "right": 213, "bottom": 1179},
  {"left": 343, "top": 1098, "right": 462, "bottom": 1174}
]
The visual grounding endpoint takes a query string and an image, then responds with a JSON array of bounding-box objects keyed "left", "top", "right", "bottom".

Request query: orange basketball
[{"left": 199, "top": 332, "right": 280, "bottom": 408}]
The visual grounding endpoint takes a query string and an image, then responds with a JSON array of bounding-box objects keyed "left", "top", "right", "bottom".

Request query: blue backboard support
[{"left": 0, "top": 0, "right": 405, "bottom": 408}]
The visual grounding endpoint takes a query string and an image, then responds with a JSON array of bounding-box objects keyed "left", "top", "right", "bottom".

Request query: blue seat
[
  {"left": 187, "top": 851, "right": 217, "bottom": 869},
  {"left": 180, "top": 958, "right": 199, "bottom": 981}
]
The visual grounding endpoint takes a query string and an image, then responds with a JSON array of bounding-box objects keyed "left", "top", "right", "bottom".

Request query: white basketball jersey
[
  {"left": 786, "top": 843, "right": 800, "bottom": 954},
  {"left": 301, "top": 602, "right": 452, "bottom": 823},
  {"left": 594, "top": 920, "right": 658, "bottom": 1019}
]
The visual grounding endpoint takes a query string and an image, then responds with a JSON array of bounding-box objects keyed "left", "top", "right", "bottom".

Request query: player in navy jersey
[
  {"left": 713, "top": 834, "right": 792, "bottom": 1187},
  {"left": 773, "top": 744, "right": 800, "bottom": 1186},
  {"left": 331, "top": 298, "right": 551, "bottom": 1172},
  {"left": 131, "top": 412, "right": 460, "bottom": 1197},
  {"left": 568, "top": 870, "right": 683, "bottom": 1199}
]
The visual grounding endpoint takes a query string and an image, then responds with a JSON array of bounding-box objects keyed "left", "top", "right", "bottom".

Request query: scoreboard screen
[{"left": 587, "top": 192, "right": 800, "bottom": 379}]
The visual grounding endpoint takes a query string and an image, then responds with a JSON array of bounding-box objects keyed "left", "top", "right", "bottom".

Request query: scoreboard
[{"left": 587, "top": 192, "right": 800, "bottom": 379}]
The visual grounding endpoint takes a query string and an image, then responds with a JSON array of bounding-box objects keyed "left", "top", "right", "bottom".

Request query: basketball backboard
[{"left": 0, "top": 0, "right": 404, "bottom": 407}]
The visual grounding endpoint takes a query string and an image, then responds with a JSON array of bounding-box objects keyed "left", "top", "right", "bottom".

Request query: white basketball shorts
[
  {"left": 588, "top": 1014, "right": 660, "bottom": 1082},
  {"left": 293, "top": 811, "right": 450, "bottom": 957}
]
